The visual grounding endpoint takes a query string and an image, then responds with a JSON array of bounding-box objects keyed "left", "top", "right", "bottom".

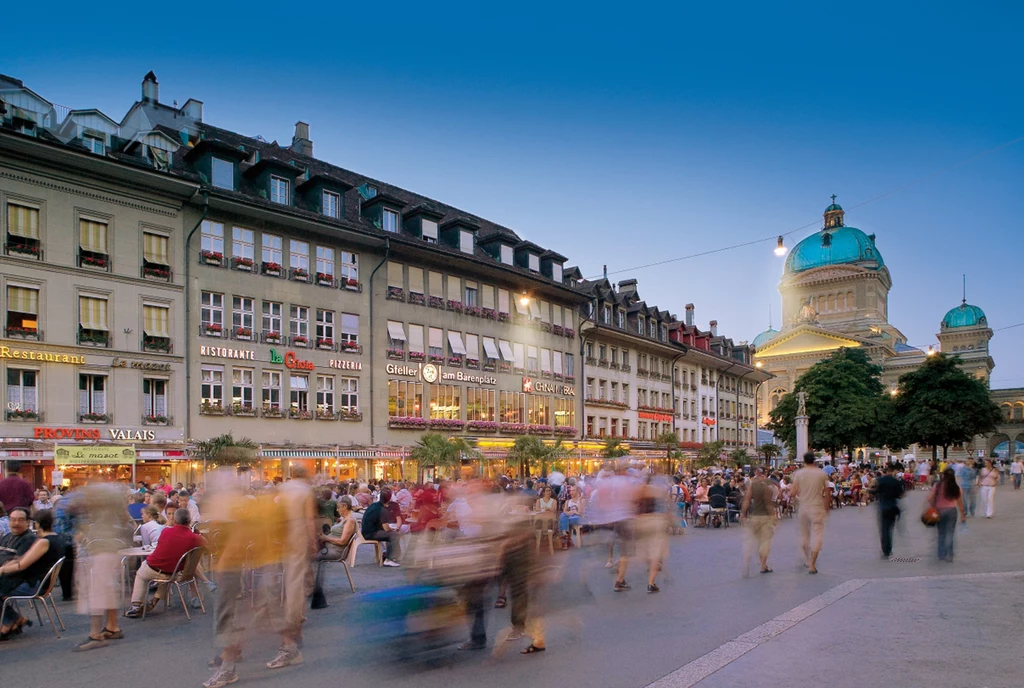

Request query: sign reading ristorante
[{"left": 200, "top": 345, "right": 256, "bottom": 360}]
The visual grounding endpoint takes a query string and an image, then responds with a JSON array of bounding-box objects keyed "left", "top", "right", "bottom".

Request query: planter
[
  {"left": 446, "top": 300, "right": 464, "bottom": 313},
  {"left": 564, "top": 328, "right": 575, "bottom": 339},
  {"left": 447, "top": 356, "right": 463, "bottom": 367},
  {"left": 79, "top": 413, "right": 110, "bottom": 423},
  {"left": 6, "top": 410, "right": 39, "bottom": 421},
  {"left": 8, "top": 244, "right": 40, "bottom": 258},
  {"left": 141, "top": 415, "right": 169, "bottom": 425},
  {"left": 317, "top": 339, "right": 334, "bottom": 351},
  {"left": 262, "top": 408, "right": 284, "bottom": 419},
  {"left": 339, "top": 410, "right": 363, "bottom": 422},
  {"left": 201, "top": 251, "right": 224, "bottom": 266},
  {"left": 428, "top": 418, "right": 465, "bottom": 431},
  {"left": 289, "top": 410, "right": 314, "bottom": 420},
  {"left": 466, "top": 358, "right": 480, "bottom": 369},
  {"left": 429, "top": 296, "right": 445, "bottom": 309},
  {"left": 527, "top": 424, "right": 554, "bottom": 435},
  {"left": 501, "top": 423, "right": 528, "bottom": 435},
  {"left": 316, "top": 410, "right": 339, "bottom": 421},
  {"left": 482, "top": 308, "right": 497, "bottom": 320},
  {"left": 263, "top": 333, "right": 282, "bottom": 345},
  {"left": 339, "top": 342, "right": 362, "bottom": 354},
  {"left": 408, "top": 352, "right": 426, "bottom": 363},
  {"left": 231, "top": 406, "right": 258, "bottom": 417},
  {"left": 143, "top": 265, "right": 171, "bottom": 280},
  {"left": 387, "top": 286, "right": 406, "bottom": 301},
  {"left": 554, "top": 426, "right": 576, "bottom": 436},
  {"left": 409, "top": 292, "right": 426, "bottom": 306},
  {"left": 142, "top": 338, "right": 171, "bottom": 353},
  {"left": 387, "top": 349, "right": 405, "bottom": 361},
  {"left": 200, "top": 404, "right": 225, "bottom": 416},
  {"left": 233, "top": 329, "right": 253, "bottom": 341},
  {"left": 429, "top": 355, "right": 445, "bottom": 364},
  {"left": 5, "top": 327, "right": 38, "bottom": 339},
  {"left": 290, "top": 269, "right": 310, "bottom": 282},
  {"left": 343, "top": 279, "right": 361, "bottom": 291},
  {"left": 261, "top": 262, "right": 282, "bottom": 277},
  {"left": 316, "top": 273, "right": 334, "bottom": 287},
  {"left": 203, "top": 325, "right": 224, "bottom": 337},
  {"left": 552, "top": 325, "right": 565, "bottom": 336},
  {"left": 291, "top": 337, "right": 310, "bottom": 348},
  {"left": 497, "top": 313, "right": 511, "bottom": 323},
  {"left": 389, "top": 417, "right": 429, "bottom": 429},
  {"left": 467, "top": 420, "right": 499, "bottom": 432},
  {"left": 232, "top": 257, "right": 254, "bottom": 271}
]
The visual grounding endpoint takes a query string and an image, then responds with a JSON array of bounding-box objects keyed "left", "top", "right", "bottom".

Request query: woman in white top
[
  {"left": 559, "top": 486, "right": 585, "bottom": 534},
  {"left": 535, "top": 487, "right": 557, "bottom": 514},
  {"left": 139, "top": 505, "right": 165, "bottom": 547}
]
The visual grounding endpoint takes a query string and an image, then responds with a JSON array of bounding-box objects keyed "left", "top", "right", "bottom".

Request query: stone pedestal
[{"left": 796, "top": 415, "right": 809, "bottom": 461}]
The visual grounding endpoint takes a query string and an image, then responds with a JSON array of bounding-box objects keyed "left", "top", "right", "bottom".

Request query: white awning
[
  {"left": 499, "top": 340, "right": 515, "bottom": 362},
  {"left": 386, "top": 321, "right": 406, "bottom": 341},
  {"left": 529, "top": 300, "right": 541, "bottom": 319},
  {"left": 483, "top": 338, "right": 500, "bottom": 359},
  {"left": 447, "top": 331, "right": 467, "bottom": 355}
]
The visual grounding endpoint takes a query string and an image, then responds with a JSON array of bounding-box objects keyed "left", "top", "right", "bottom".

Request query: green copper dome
[
  {"left": 825, "top": 202, "right": 843, "bottom": 212},
  {"left": 942, "top": 302, "right": 987, "bottom": 329},
  {"left": 785, "top": 200, "right": 885, "bottom": 274},
  {"left": 752, "top": 327, "right": 779, "bottom": 348}
]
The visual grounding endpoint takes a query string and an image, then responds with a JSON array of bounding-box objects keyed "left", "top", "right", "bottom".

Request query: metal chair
[
  {"left": 140, "top": 547, "right": 206, "bottom": 620},
  {"left": 707, "top": 495, "right": 729, "bottom": 529},
  {"left": 245, "top": 542, "right": 284, "bottom": 608},
  {"left": 0, "top": 557, "right": 66, "bottom": 638},
  {"left": 346, "top": 531, "right": 384, "bottom": 568},
  {"left": 315, "top": 539, "right": 356, "bottom": 594}
]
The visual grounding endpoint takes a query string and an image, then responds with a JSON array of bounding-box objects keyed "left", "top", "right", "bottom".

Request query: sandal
[
  {"left": 760, "top": 568, "right": 773, "bottom": 574},
  {"left": 73, "top": 636, "right": 110, "bottom": 652},
  {"left": 521, "top": 644, "right": 546, "bottom": 654},
  {"left": 494, "top": 596, "right": 507, "bottom": 609},
  {"left": 102, "top": 627, "right": 124, "bottom": 640}
]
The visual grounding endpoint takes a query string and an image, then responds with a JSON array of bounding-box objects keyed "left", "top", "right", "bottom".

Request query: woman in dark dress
[{"left": 0, "top": 508, "right": 65, "bottom": 639}]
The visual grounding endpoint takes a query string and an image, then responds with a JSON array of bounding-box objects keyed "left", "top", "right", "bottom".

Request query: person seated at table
[
  {"left": 318, "top": 496, "right": 357, "bottom": 560},
  {"left": 393, "top": 482, "right": 414, "bottom": 511},
  {"left": 127, "top": 492, "right": 146, "bottom": 521},
  {"left": 694, "top": 478, "right": 711, "bottom": 523},
  {"left": 704, "top": 479, "right": 729, "bottom": 525},
  {"left": 353, "top": 484, "right": 372, "bottom": 510},
  {"left": 33, "top": 490, "right": 54, "bottom": 514},
  {"left": 139, "top": 505, "right": 165, "bottom": 547},
  {"left": 0, "top": 508, "right": 65, "bottom": 640},
  {"left": 125, "top": 509, "right": 206, "bottom": 618},
  {"left": 559, "top": 485, "right": 586, "bottom": 535},
  {"left": 535, "top": 487, "right": 558, "bottom": 515},
  {"left": 360, "top": 489, "right": 401, "bottom": 567}
]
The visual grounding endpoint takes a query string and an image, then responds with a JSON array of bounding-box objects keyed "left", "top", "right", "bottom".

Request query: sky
[{"left": 5, "top": 2, "right": 1023, "bottom": 385}]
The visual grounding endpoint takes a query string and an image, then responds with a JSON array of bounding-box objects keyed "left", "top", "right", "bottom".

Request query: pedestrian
[
  {"left": 1010, "top": 457, "right": 1023, "bottom": 491},
  {"left": 740, "top": 467, "right": 778, "bottom": 575},
  {"left": 868, "top": 464, "right": 904, "bottom": 559},
  {"left": 978, "top": 459, "right": 998, "bottom": 519},
  {"left": 929, "top": 468, "right": 966, "bottom": 562},
  {"left": 271, "top": 465, "right": 317, "bottom": 667},
  {"left": 74, "top": 483, "right": 131, "bottom": 651},
  {"left": 0, "top": 463, "right": 34, "bottom": 512},
  {"left": 958, "top": 461, "right": 979, "bottom": 518},
  {"left": 790, "top": 452, "right": 830, "bottom": 574}
]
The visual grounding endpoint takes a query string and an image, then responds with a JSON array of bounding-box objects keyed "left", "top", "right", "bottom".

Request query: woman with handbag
[{"left": 927, "top": 468, "right": 967, "bottom": 562}]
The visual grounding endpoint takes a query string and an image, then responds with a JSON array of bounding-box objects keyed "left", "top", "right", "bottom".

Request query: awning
[
  {"left": 386, "top": 321, "right": 406, "bottom": 341},
  {"left": 529, "top": 300, "right": 541, "bottom": 319},
  {"left": 79, "top": 296, "right": 109, "bottom": 330},
  {"left": 447, "top": 331, "right": 467, "bottom": 355},
  {"left": 7, "top": 204, "right": 39, "bottom": 239},
  {"left": 79, "top": 219, "right": 108, "bottom": 253},
  {"left": 483, "top": 338, "right": 500, "bottom": 359},
  {"left": 498, "top": 340, "right": 515, "bottom": 362},
  {"left": 143, "top": 232, "right": 169, "bottom": 265},
  {"left": 143, "top": 305, "right": 170, "bottom": 338},
  {"left": 7, "top": 286, "right": 38, "bottom": 315}
]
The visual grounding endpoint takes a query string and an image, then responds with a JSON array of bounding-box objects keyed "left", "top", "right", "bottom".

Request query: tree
[
  {"left": 509, "top": 436, "right": 567, "bottom": 477},
  {"left": 895, "top": 353, "right": 1002, "bottom": 461},
  {"left": 195, "top": 432, "right": 257, "bottom": 469},
  {"left": 600, "top": 437, "right": 629, "bottom": 459},
  {"left": 656, "top": 431, "right": 680, "bottom": 472},
  {"left": 730, "top": 448, "right": 750, "bottom": 466},
  {"left": 767, "top": 348, "right": 884, "bottom": 461},
  {"left": 872, "top": 392, "right": 912, "bottom": 454},
  {"left": 696, "top": 440, "right": 725, "bottom": 468},
  {"left": 759, "top": 443, "right": 781, "bottom": 465},
  {"left": 410, "top": 433, "right": 478, "bottom": 480}
]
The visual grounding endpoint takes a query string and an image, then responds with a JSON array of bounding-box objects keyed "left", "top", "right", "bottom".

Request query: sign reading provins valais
[{"left": 34, "top": 427, "right": 157, "bottom": 441}]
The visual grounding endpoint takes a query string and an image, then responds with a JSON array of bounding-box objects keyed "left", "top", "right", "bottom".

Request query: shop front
[{"left": 52, "top": 445, "right": 137, "bottom": 488}]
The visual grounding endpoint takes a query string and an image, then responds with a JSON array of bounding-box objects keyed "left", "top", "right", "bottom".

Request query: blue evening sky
[{"left": 6, "top": 3, "right": 1023, "bottom": 385}]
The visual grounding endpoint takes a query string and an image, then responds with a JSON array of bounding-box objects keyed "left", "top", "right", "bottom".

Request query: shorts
[{"left": 613, "top": 520, "right": 636, "bottom": 557}]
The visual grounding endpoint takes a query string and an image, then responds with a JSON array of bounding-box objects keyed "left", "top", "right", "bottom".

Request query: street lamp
[
  {"left": 774, "top": 236, "right": 787, "bottom": 256},
  {"left": 755, "top": 361, "right": 763, "bottom": 368},
  {"left": 927, "top": 345, "right": 936, "bottom": 356},
  {"left": 519, "top": 291, "right": 531, "bottom": 307}
]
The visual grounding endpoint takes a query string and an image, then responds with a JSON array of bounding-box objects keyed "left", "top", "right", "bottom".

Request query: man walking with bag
[{"left": 868, "top": 465, "right": 905, "bottom": 559}]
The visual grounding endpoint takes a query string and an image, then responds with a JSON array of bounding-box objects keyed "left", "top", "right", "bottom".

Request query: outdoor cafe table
[{"left": 117, "top": 546, "right": 153, "bottom": 612}]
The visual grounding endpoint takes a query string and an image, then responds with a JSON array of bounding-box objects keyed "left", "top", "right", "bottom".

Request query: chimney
[
  {"left": 685, "top": 304, "right": 694, "bottom": 327},
  {"left": 710, "top": 320, "right": 718, "bottom": 337},
  {"left": 291, "top": 121, "right": 313, "bottom": 157},
  {"left": 182, "top": 98, "right": 204, "bottom": 122},
  {"left": 142, "top": 71, "right": 159, "bottom": 104},
  {"left": 602, "top": 264, "right": 608, "bottom": 280},
  {"left": 618, "top": 279, "right": 637, "bottom": 296}
]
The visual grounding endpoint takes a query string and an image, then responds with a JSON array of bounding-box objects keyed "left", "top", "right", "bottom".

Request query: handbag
[{"left": 921, "top": 507, "right": 939, "bottom": 527}]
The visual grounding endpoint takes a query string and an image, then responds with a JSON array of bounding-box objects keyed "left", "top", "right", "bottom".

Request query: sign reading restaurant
[{"left": 1, "top": 346, "right": 85, "bottom": 364}]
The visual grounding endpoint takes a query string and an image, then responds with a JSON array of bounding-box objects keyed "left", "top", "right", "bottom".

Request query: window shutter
[
  {"left": 7, "top": 204, "right": 39, "bottom": 239},
  {"left": 79, "top": 219, "right": 108, "bottom": 253},
  {"left": 144, "top": 232, "right": 169, "bottom": 265}
]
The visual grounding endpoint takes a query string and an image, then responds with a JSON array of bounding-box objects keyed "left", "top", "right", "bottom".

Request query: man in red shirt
[
  {"left": 0, "top": 463, "right": 35, "bottom": 511},
  {"left": 125, "top": 508, "right": 205, "bottom": 617}
]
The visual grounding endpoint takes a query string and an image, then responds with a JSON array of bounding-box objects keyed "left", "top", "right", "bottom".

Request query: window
[
  {"left": 387, "top": 261, "right": 404, "bottom": 296},
  {"left": 617, "top": 310, "right": 625, "bottom": 329},
  {"left": 201, "top": 292, "right": 223, "bottom": 333},
  {"left": 552, "top": 304, "right": 562, "bottom": 327},
  {"left": 212, "top": 158, "right": 234, "bottom": 190},
  {"left": 142, "top": 304, "right": 170, "bottom": 351},
  {"left": 340, "top": 251, "right": 358, "bottom": 284},
  {"left": 610, "top": 382, "right": 618, "bottom": 402},
  {"left": 429, "top": 327, "right": 444, "bottom": 361},
  {"left": 500, "top": 391, "right": 524, "bottom": 424},
  {"left": 341, "top": 313, "right": 359, "bottom": 348},
  {"left": 447, "top": 276, "right": 461, "bottom": 304},
  {"left": 587, "top": 416, "right": 595, "bottom": 436},
  {"left": 528, "top": 253, "right": 540, "bottom": 272},
  {"left": 79, "top": 295, "right": 109, "bottom": 345},
  {"left": 317, "top": 375, "right": 335, "bottom": 414},
  {"left": 466, "top": 334, "right": 479, "bottom": 365},
  {"left": 622, "top": 350, "right": 629, "bottom": 367},
  {"left": 289, "top": 305, "right": 310, "bottom": 343},
  {"left": 599, "top": 345, "right": 607, "bottom": 362},
  {"left": 598, "top": 380, "right": 607, "bottom": 400},
  {"left": 388, "top": 321, "right": 407, "bottom": 355},
  {"left": 6, "top": 285, "right": 39, "bottom": 336},
  {"left": 6, "top": 369, "right": 37, "bottom": 414},
  {"left": 464, "top": 284, "right": 478, "bottom": 307},
  {"left": 467, "top": 388, "right": 496, "bottom": 422},
  {"left": 322, "top": 190, "right": 341, "bottom": 219},
  {"left": 459, "top": 230, "right": 474, "bottom": 254},
  {"left": 388, "top": 380, "right": 423, "bottom": 418},
  {"left": 513, "top": 342, "right": 525, "bottom": 371},
  {"left": 429, "top": 384, "right": 461, "bottom": 420},
  {"left": 483, "top": 337, "right": 499, "bottom": 368},
  {"left": 611, "top": 419, "right": 619, "bottom": 437},
  {"left": 382, "top": 208, "right": 399, "bottom": 232},
  {"left": 262, "top": 233, "right": 282, "bottom": 267},
  {"left": 661, "top": 325, "right": 668, "bottom": 342},
  {"left": 202, "top": 368, "right": 223, "bottom": 408},
  {"left": 650, "top": 320, "right": 657, "bottom": 338},
  {"left": 637, "top": 317, "right": 645, "bottom": 335},
  {"left": 262, "top": 371, "right": 282, "bottom": 412},
  {"left": 553, "top": 351, "right": 563, "bottom": 377},
  {"left": 143, "top": 231, "right": 170, "bottom": 276},
  {"left": 78, "top": 373, "right": 107, "bottom": 418},
  {"left": 232, "top": 297, "right": 254, "bottom": 336},
  {"left": 498, "top": 289, "right": 510, "bottom": 315},
  {"left": 232, "top": 369, "right": 254, "bottom": 411},
  {"left": 262, "top": 301, "right": 282, "bottom": 339},
  {"left": 143, "top": 378, "right": 167, "bottom": 419},
  {"left": 603, "top": 305, "right": 611, "bottom": 324},
  {"left": 315, "top": 246, "right": 335, "bottom": 281},
  {"left": 290, "top": 240, "right": 309, "bottom": 274},
  {"left": 408, "top": 267, "right": 424, "bottom": 298},
  {"left": 270, "top": 176, "right": 290, "bottom": 205},
  {"left": 554, "top": 398, "right": 574, "bottom": 428},
  {"left": 316, "top": 309, "right": 335, "bottom": 346},
  {"left": 83, "top": 134, "right": 105, "bottom": 155},
  {"left": 289, "top": 374, "right": 309, "bottom": 415},
  {"left": 526, "top": 395, "right": 550, "bottom": 425},
  {"left": 448, "top": 331, "right": 466, "bottom": 361},
  {"left": 232, "top": 227, "right": 254, "bottom": 266},
  {"left": 422, "top": 220, "right": 438, "bottom": 243},
  {"left": 200, "top": 220, "right": 223, "bottom": 257},
  {"left": 340, "top": 377, "right": 359, "bottom": 412},
  {"left": 79, "top": 218, "right": 109, "bottom": 266},
  {"left": 429, "top": 271, "right": 444, "bottom": 300},
  {"left": 540, "top": 348, "right": 551, "bottom": 375},
  {"left": 565, "top": 353, "right": 575, "bottom": 378},
  {"left": 6, "top": 203, "right": 40, "bottom": 256}
]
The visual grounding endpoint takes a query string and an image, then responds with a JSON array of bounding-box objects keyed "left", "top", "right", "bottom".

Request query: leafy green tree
[
  {"left": 759, "top": 442, "right": 781, "bottom": 465},
  {"left": 872, "top": 392, "right": 912, "bottom": 453},
  {"left": 509, "top": 436, "right": 567, "bottom": 477},
  {"left": 656, "top": 431, "right": 680, "bottom": 471},
  {"left": 195, "top": 432, "right": 257, "bottom": 469},
  {"left": 730, "top": 448, "right": 750, "bottom": 466},
  {"left": 696, "top": 440, "right": 725, "bottom": 468},
  {"left": 767, "top": 348, "right": 884, "bottom": 461},
  {"left": 894, "top": 353, "right": 1003, "bottom": 460},
  {"left": 600, "top": 437, "right": 629, "bottom": 459},
  {"left": 410, "top": 433, "right": 478, "bottom": 480}
]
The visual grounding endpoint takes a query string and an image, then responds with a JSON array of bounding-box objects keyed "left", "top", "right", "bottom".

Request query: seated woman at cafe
[
  {"left": 693, "top": 478, "right": 710, "bottom": 522},
  {"left": 139, "top": 505, "right": 165, "bottom": 547},
  {"left": 0, "top": 508, "right": 65, "bottom": 640},
  {"left": 535, "top": 487, "right": 558, "bottom": 515},
  {"left": 559, "top": 486, "right": 586, "bottom": 535},
  {"left": 317, "top": 496, "right": 357, "bottom": 560}
]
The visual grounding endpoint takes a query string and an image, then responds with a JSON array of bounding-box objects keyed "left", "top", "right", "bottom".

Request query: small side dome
[
  {"left": 941, "top": 302, "right": 987, "bottom": 330},
  {"left": 752, "top": 327, "right": 779, "bottom": 348}
]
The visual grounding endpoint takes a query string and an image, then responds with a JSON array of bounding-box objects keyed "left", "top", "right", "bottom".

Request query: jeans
[
  {"left": 1013, "top": 474, "right": 1022, "bottom": 490},
  {"left": 936, "top": 507, "right": 958, "bottom": 560},
  {"left": 460, "top": 581, "right": 488, "bottom": 646},
  {"left": 962, "top": 487, "right": 977, "bottom": 517},
  {"left": 979, "top": 486, "right": 995, "bottom": 518},
  {"left": 1, "top": 582, "right": 35, "bottom": 624},
  {"left": 368, "top": 530, "right": 400, "bottom": 561},
  {"left": 559, "top": 513, "right": 581, "bottom": 534},
  {"left": 878, "top": 506, "right": 900, "bottom": 557}
]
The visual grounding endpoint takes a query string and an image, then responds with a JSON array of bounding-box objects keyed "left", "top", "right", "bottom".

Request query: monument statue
[
  {"left": 795, "top": 391, "right": 809, "bottom": 459},
  {"left": 797, "top": 391, "right": 807, "bottom": 416},
  {"left": 793, "top": 298, "right": 819, "bottom": 326}
]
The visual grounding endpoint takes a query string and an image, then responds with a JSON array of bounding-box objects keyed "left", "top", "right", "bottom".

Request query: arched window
[
  {"left": 1002, "top": 404, "right": 1013, "bottom": 420},
  {"left": 1014, "top": 403, "right": 1024, "bottom": 421},
  {"left": 847, "top": 291, "right": 855, "bottom": 310}
]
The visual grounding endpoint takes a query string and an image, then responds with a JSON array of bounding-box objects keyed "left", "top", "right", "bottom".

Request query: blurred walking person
[
  {"left": 929, "top": 468, "right": 966, "bottom": 562},
  {"left": 741, "top": 467, "right": 778, "bottom": 575},
  {"left": 868, "top": 464, "right": 904, "bottom": 559},
  {"left": 978, "top": 459, "right": 998, "bottom": 519},
  {"left": 270, "top": 465, "right": 317, "bottom": 668},
  {"left": 958, "top": 460, "right": 979, "bottom": 518},
  {"left": 790, "top": 452, "right": 829, "bottom": 574}
]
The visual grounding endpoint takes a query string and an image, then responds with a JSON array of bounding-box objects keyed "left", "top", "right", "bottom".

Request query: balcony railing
[
  {"left": 141, "top": 263, "right": 172, "bottom": 281},
  {"left": 200, "top": 251, "right": 226, "bottom": 268},
  {"left": 4, "top": 239, "right": 42, "bottom": 260},
  {"left": 141, "top": 415, "right": 172, "bottom": 426},
  {"left": 79, "top": 412, "right": 111, "bottom": 423},
  {"left": 4, "top": 326, "right": 41, "bottom": 340},
  {"left": 262, "top": 330, "right": 283, "bottom": 345},
  {"left": 78, "top": 328, "right": 110, "bottom": 347}
]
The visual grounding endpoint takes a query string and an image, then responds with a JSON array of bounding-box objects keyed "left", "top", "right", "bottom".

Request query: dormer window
[
  {"left": 212, "top": 158, "right": 235, "bottom": 190},
  {"left": 383, "top": 209, "right": 399, "bottom": 232},
  {"left": 649, "top": 320, "right": 657, "bottom": 338},
  {"left": 322, "top": 190, "right": 341, "bottom": 219},
  {"left": 500, "top": 245, "right": 514, "bottom": 265},
  {"left": 83, "top": 135, "right": 105, "bottom": 155},
  {"left": 637, "top": 317, "right": 645, "bottom": 335},
  {"left": 602, "top": 305, "right": 612, "bottom": 324},
  {"left": 661, "top": 325, "right": 668, "bottom": 342},
  {"left": 552, "top": 263, "right": 563, "bottom": 283},
  {"left": 528, "top": 254, "right": 540, "bottom": 272},
  {"left": 422, "top": 220, "right": 438, "bottom": 244},
  {"left": 617, "top": 310, "right": 625, "bottom": 329},
  {"left": 270, "top": 176, "right": 290, "bottom": 205},
  {"left": 459, "top": 230, "right": 474, "bottom": 254}
]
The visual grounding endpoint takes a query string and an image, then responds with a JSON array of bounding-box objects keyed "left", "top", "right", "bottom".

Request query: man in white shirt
[{"left": 1011, "top": 458, "right": 1023, "bottom": 491}]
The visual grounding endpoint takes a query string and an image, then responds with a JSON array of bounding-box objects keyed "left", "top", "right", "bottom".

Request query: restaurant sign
[
  {"left": 54, "top": 446, "right": 137, "bottom": 466},
  {"left": 112, "top": 357, "right": 171, "bottom": 372},
  {"left": 638, "top": 410, "right": 673, "bottom": 423},
  {"left": 522, "top": 377, "right": 575, "bottom": 396},
  {"left": 1, "top": 346, "right": 85, "bottom": 364}
]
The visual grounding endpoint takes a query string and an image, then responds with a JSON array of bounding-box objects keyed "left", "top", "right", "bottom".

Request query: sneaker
[
  {"left": 191, "top": 597, "right": 204, "bottom": 609},
  {"left": 382, "top": 559, "right": 400, "bottom": 568},
  {"left": 209, "top": 654, "right": 243, "bottom": 669},
  {"left": 647, "top": 584, "right": 660, "bottom": 594},
  {"left": 124, "top": 605, "right": 144, "bottom": 619},
  {"left": 203, "top": 669, "right": 239, "bottom": 688},
  {"left": 613, "top": 580, "right": 631, "bottom": 592},
  {"left": 206, "top": 581, "right": 219, "bottom": 593},
  {"left": 267, "top": 649, "right": 303, "bottom": 669}
]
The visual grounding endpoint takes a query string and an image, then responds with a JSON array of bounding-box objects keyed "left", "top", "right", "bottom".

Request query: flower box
[
  {"left": 448, "top": 356, "right": 463, "bottom": 367},
  {"left": 316, "top": 273, "right": 334, "bottom": 287},
  {"left": 6, "top": 409, "right": 39, "bottom": 421},
  {"left": 203, "top": 323, "right": 224, "bottom": 337},
  {"left": 428, "top": 418, "right": 465, "bottom": 431},
  {"left": 497, "top": 313, "right": 511, "bottom": 323},
  {"left": 564, "top": 328, "right": 575, "bottom": 339},
  {"left": 142, "top": 415, "right": 169, "bottom": 425},
  {"left": 498, "top": 362, "right": 512, "bottom": 374},
  {"left": 636, "top": 368, "right": 648, "bottom": 377},
  {"left": 339, "top": 341, "right": 361, "bottom": 353},
  {"left": 587, "top": 398, "right": 629, "bottom": 409},
  {"left": 234, "top": 327, "right": 253, "bottom": 341},
  {"left": 446, "top": 300, "right": 463, "bottom": 313},
  {"left": 539, "top": 322, "right": 552, "bottom": 333},
  {"left": 621, "top": 365, "right": 632, "bottom": 373},
  {"left": 565, "top": 377, "right": 575, "bottom": 385},
  {"left": 466, "top": 358, "right": 480, "bottom": 369},
  {"left": 429, "top": 354, "right": 445, "bottom": 364},
  {"left": 343, "top": 278, "right": 361, "bottom": 291},
  {"left": 527, "top": 424, "right": 554, "bottom": 435},
  {"left": 609, "top": 362, "right": 620, "bottom": 370},
  {"left": 598, "top": 359, "right": 609, "bottom": 368},
  {"left": 317, "top": 338, "right": 334, "bottom": 351},
  {"left": 200, "top": 403, "right": 225, "bottom": 416},
  {"left": 389, "top": 416, "right": 428, "bottom": 429},
  {"left": 467, "top": 420, "right": 499, "bottom": 432},
  {"left": 6, "top": 326, "right": 38, "bottom": 339},
  {"left": 262, "top": 407, "right": 284, "bottom": 419},
  {"left": 316, "top": 409, "right": 338, "bottom": 421},
  {"left": 465, "top": 306, "right": 482, "bottom": 318},
  {"left": 232, "top": 256, "right": 254, "bottom": 271},
  {"left": 291, "top": 336, "right": 309, "bottom": 347},
  {"left": 428, "top": 295, "right": 445, "bottom": 309},
  {"left": 339, "top": 409, "right": 362, "bottom": 422},
  {"left": 201, "top": 250, "right": 223, "bottom": 266},
  {"left": 387, "top": 348, "right": 405, "bottom": 360},
  {"left": 408, "top": 351, "right": 426, "bottom": 362},
  {"left": 263, "top": 332, "right": 282, "bottom": 345},
  {"left": 79, "top": 412, "right": 110, "bottom": 423},
  {"left": 387, "top": 286, "right": 406, "bottom": 301},
  {"left": 482, "top": 360, "right": 497, "bottom": 372},
  {"left": 143, "top": 337, "right": 171, "bottom": 353},
  {"left": 7, "top": 243, "right": 39, "bottom": 257},
  {"left": 290, "top": 268, "right": 310, "bottom": 282},
  {"left": 231, "top": 405, "right": 257, "bottom": 417},
  {"left": 289, "top": 409, "right": 314, "bottom": 420},
  {"left": 482, "top": 308, "right": 497, "bottom": 320},
  {"left": 552, "top": 325, "right": 565, "bottom": 336},
  {"left": 82, "top": 253, "right": 109, "bottom": 269},
  {"left": 586, "top": 357, "right": 597, "bottom": 366},
  {"left": 143, "top": 264, "right": 171, "bottom": 280},
  {"left": 554, "top": 426, "right": 576, "bottom": 436},
  {"left": 261, "top": 261, "right": 282, "bottom": 277},
  {"left": 500, "top": 423, "right": 528, "bottom": 435},
  {"left": 409, "top": 292, "right": 426, "bottom": 306}
]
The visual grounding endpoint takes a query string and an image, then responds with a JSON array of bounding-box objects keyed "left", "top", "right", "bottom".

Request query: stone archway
[{"left": 988, "top": 433, "right": 1011, "bottom": 459}]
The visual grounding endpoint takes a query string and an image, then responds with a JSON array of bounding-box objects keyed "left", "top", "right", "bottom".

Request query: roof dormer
[
  {"left": 540, "top": 250, "right": 567, "bottom": 283},
  {"left": 184, "top": 138, "right": 249, "bottom": 191},
  {"left": 478, "top": 233, "right": 517, "bottom": 265},
  {"left": 514, "top": 241, "right": 543, "bottom": 273},
  {"left": 297, "top": 174, "right": 352, "bottom": 220},
  {"left": 243, "top": 157, "right": 304, "bottom": 205},
  {"left": 402, "top": 205, "right": 445, "bottom": 244},
  {"left": 439, "top": 217, "right": 479, "bottom": 254},
  {"left": 360, "top": 192, "right": 405, "bottom": 232}
]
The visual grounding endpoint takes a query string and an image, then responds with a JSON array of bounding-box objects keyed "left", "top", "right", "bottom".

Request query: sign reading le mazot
[{"left": 54, "top": 446, "right": 137, "bottom": 465}]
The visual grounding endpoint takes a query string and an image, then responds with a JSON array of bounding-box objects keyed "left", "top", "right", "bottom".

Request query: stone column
[{"left": 796, "top": 415, "right": 809, "bottom": 461}]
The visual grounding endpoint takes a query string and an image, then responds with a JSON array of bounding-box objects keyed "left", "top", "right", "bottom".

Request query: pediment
[{"left": 753, "top": 327, "right": 866, "bottom": 358}]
